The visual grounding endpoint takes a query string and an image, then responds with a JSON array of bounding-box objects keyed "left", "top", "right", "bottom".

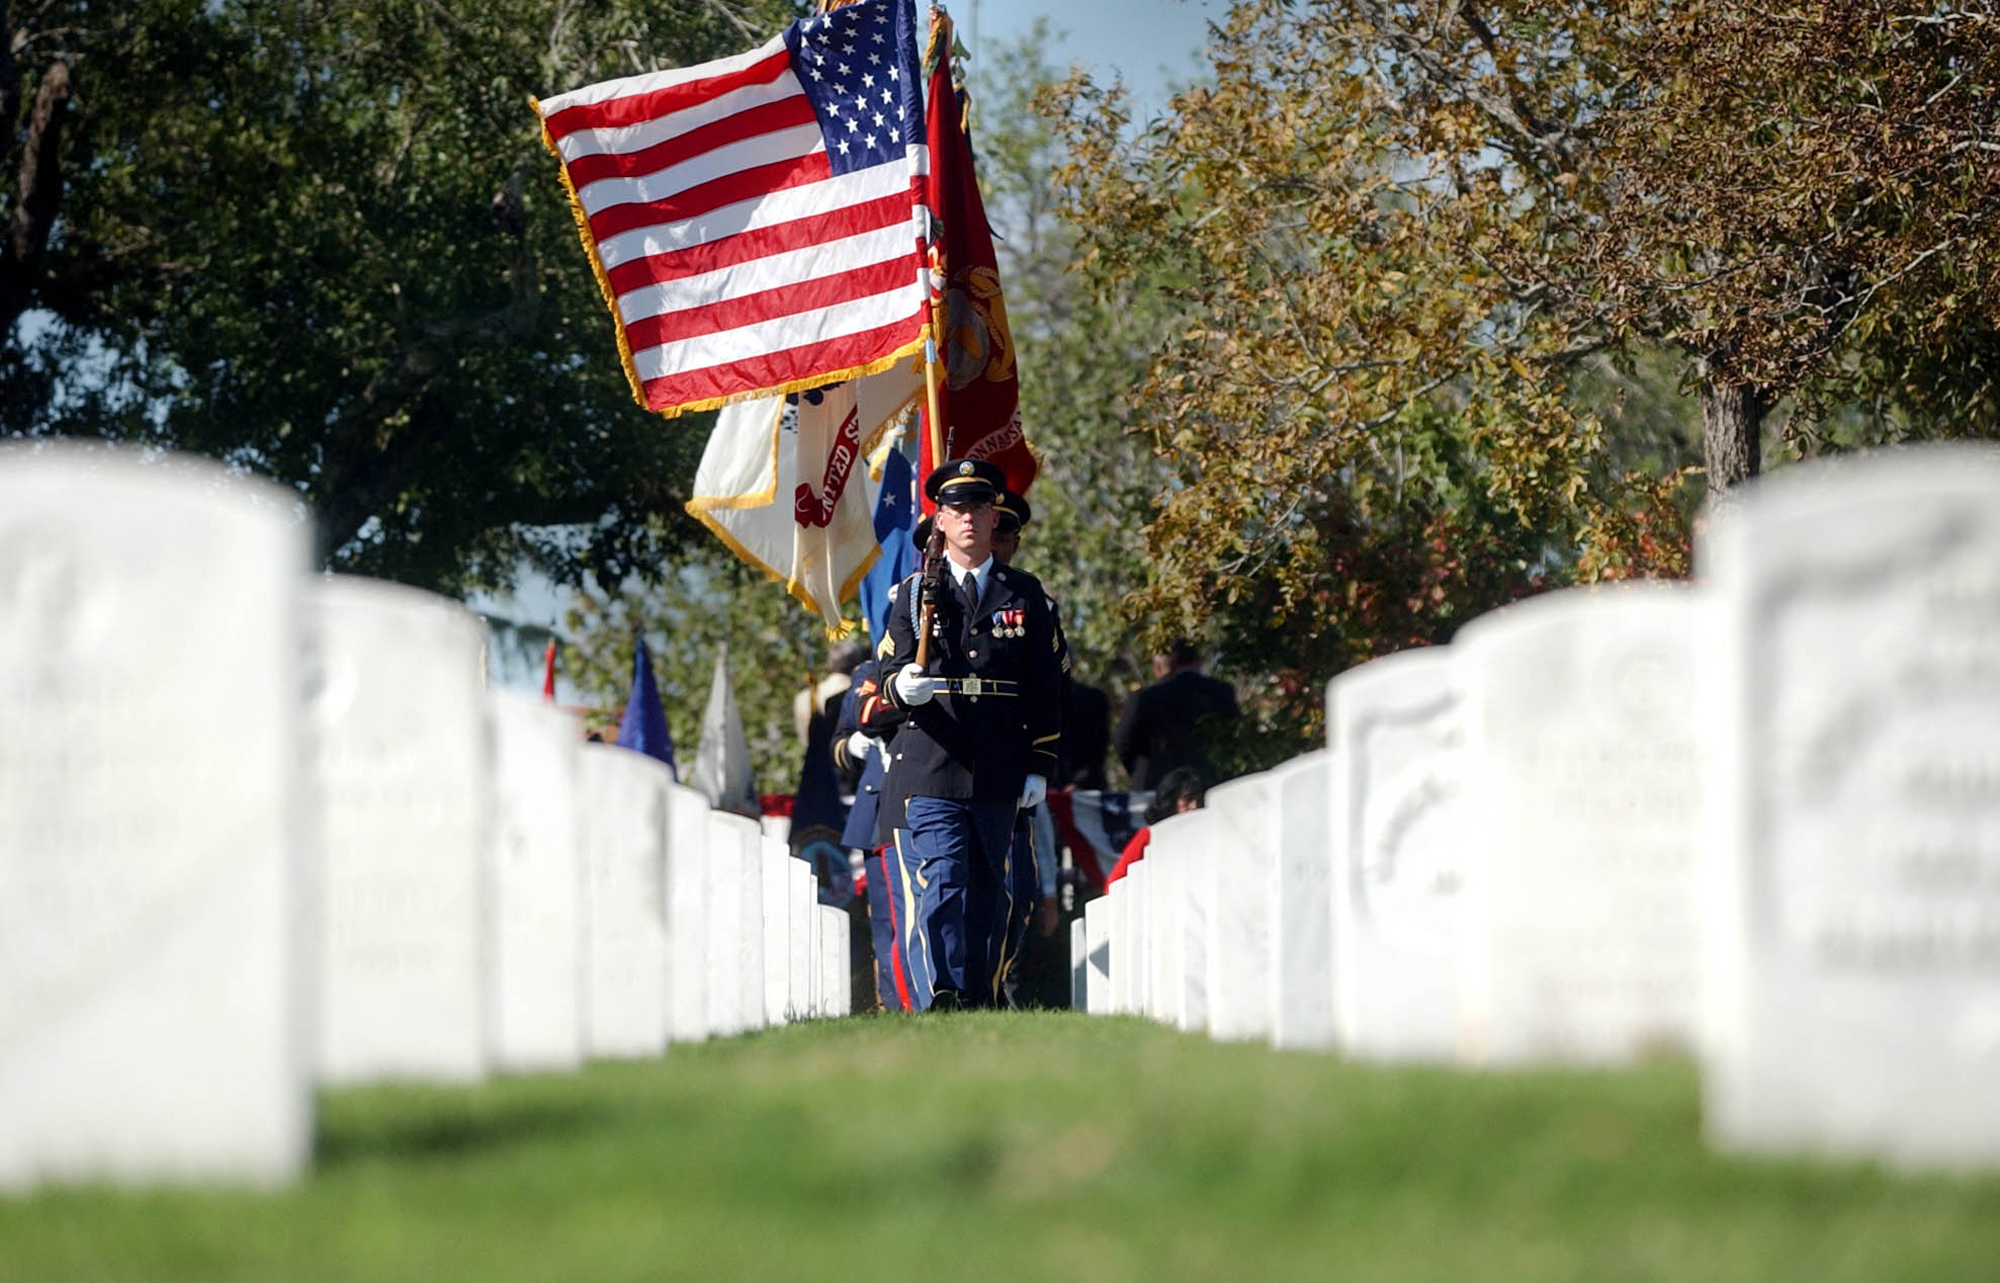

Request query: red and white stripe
[{"left": 539, "top": 36, "right": 929, "bottom": 414}]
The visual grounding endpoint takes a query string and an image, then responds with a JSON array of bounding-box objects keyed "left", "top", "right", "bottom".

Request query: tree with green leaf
[{"left": 3, "top": 0, "right": 792, "bottom": 593}]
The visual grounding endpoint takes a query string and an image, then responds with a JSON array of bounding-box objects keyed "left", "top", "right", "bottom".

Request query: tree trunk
[
  {"left": 0, "top": 59, "right": 70, "bottom": 335},
  {"left": 1700, "top": 367, "right": 1766, "bottom": 493}
]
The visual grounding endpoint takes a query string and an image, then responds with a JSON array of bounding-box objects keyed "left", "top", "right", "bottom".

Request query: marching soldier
[
  {"left": 991, "top": 487, "right": 1070, "bottom": 1006},
  {"left": 859, "top": 459, "right": 1063, "bottom": 1010}
]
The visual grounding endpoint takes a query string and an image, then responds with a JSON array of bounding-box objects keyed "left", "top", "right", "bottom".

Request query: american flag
[{"left": 536, "top": 0, "right": 929, "bottom": 417}]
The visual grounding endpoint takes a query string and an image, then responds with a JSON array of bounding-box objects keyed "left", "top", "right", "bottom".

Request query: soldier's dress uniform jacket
[
  {"left": 862, "top": 561, "right": 1064, "bottom": 844},
  {"left": 858, "top": 557, "right": 1063, "bottom": 1007}
]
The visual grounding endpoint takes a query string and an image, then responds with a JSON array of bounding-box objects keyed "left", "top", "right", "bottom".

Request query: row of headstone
[
  {"left": 0, "top": 446, "right": 853, "bottom": 1193},
  {"left": 1076, "top": 444, "right": 2000, "bottom": 1172}
]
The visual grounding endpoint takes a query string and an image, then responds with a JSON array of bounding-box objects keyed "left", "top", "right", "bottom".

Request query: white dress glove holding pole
[
  {"left": 845, "top": 730, "right": 875, "bottom": 762},
  {"left": 1019, "top": 773, "right": 1047, "bottom": 809},
  {"left": 892, "top": 666, "right": 935, "bottom": 705}
]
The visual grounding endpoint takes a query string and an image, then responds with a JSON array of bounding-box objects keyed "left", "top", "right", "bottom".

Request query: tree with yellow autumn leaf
[{"left": 1047, "top": 0, "right": 1998, "bottom": 763}]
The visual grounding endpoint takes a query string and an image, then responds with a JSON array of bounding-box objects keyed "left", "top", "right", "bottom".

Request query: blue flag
[
  {"left": 616, "top": 638, "right": 677, "bottom": 776},
  {"left": 859, "top": 447, "right": 917, "bottom": 648}
]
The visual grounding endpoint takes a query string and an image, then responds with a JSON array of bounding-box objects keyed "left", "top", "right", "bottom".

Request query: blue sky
[{"left": 956, "top": 0, "right": 1226, "bottom": 116}]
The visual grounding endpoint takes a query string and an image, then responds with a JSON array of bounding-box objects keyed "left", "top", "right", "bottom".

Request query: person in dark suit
[
  {"left": 1060, "top": 678, "right": 1111, "bottom": 790},
  {"left": 860, "top": 458, "right": 1063, "bottom": 1010},
  {"left": 991, "top": 487, "right": 1071, "bottom": 1007},
  {"left": 1114, "top": 639, "right": 1239, "bottom": 790},
  {"left": 833, "top": 645, "right": 911, "bottom": 1011}
]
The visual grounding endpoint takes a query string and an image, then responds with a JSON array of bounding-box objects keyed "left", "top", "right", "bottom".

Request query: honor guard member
[
  {"left": 856, "top": 516, "right": 942, "bottom": 1008},
  {"left": 862, "top": 459, "right": 1063, "bottom": 1010},
  {"left": 834, "top": 641, "right": 913, "bottom": 1012},
  {"left": 990, "top": 488, "right": 1071, "bottom": 1005}
]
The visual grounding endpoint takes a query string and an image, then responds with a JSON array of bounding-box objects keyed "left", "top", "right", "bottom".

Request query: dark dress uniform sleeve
[
  {"left": 862, "top": 574, "right": 922, "bottom": 733},
  {"left": 1021, "top": 575, "right": 1064, "bottom": 781}
]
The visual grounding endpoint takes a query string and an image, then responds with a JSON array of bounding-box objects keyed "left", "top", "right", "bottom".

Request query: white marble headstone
[
  {"left": 1455, "top": 586, "right": 1706, "bottom": 1065},
  {"left": 487, "top": 692, "right": 585, "bottom": 1073},
  {"left": 735, "top": 822, "right": 767, "bottom": 1033},
  {"left": 0, "top": 448, "right": 310, "bottom": 1189},
  {"left": 1071, "top": 917, "right": 1089, "bottom": 1012},
  {"left": 664, "top": 784, "right": 711, "bottom": 1044},
  {"left": 1145, "top": 817, "right": 1190, "bottom": 1028},
  {"left": 1084, "top": 899, "right": 1112, "bottom": 1016},
  {"left": 761, "top": 839, "right": 793, "bottom": 1027},
  {"left": 1196, "top": 783, "right": 1273, "bottom": 1042},
  {"left": 1177, "top": 826, "right": 1210, "bottom": 1034},
  {"left": 1267, "top": 752, "right": 1335, "bottom": 1051},
  {"left": 788, "top": 860, "right": 815, "bottom": 1019},
  {"left": 311, "top": 576, "right": 491, "bottom": 1085},
  {"left": 818, "top": 905, "right": 850, "bottom": 1017},
  {"left": 576, "top": 745, "right": 672, "bottom": 1059},
  {"left": 806, "top": 888, "right": 824, "bottom": 1018},
  {"left": 1107, "top": 879, "right": 1132, "bottom": 1015},
  {"left": 1703, "top": 446, "right": 2000, "bottom": 1169},
  {"left": 1327, "top": 647, "right": 1468, "bottom": 1061},
  {"left": 704, "top": 813, "right": 756, "bottom": 1036},
  {"left": 1124, "top": 863, "right": 1151, "bottom": 1019}
]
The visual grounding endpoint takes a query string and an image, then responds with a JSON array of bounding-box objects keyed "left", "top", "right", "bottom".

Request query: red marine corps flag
[{"left": 917, "top": 5, "right": 1037, "bottom": 510}]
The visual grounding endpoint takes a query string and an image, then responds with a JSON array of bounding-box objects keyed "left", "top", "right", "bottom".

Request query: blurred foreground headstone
[
  {"left": 1703, "top": 447, "right": 2000, "bottom": 1170},
  {"left": 0, "top": 447, "right": 310, "bottom": 1189}
]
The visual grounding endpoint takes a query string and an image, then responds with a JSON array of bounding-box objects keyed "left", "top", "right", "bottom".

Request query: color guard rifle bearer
[{"left": 859, "top": 458, "right": 1063, "bottom": 1010}]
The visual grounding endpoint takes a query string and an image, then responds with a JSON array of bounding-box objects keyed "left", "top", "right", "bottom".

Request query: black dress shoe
[{"left": 929, "top": 989, "right": 962, "bottom": 1012}]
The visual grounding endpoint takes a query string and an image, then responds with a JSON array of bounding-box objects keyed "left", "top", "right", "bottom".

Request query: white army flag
[
  {"left": 690, "top": 645, "right": 758, "bottom": 818},
  {"left": 686, "top": 361, "right": 920, "bottom": 634}
]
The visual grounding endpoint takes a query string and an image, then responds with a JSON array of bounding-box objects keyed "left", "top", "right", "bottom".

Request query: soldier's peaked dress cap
[
  {"left": 996, "top": 490, "right": 1031, "bottom": 532},
  {"left": 924, "top": 457, "right": 1006, "bottom": 507}
]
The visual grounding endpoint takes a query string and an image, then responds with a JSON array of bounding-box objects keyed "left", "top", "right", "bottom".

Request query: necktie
[{"left": 960, "top": 572, "right": 980, "bottom": 620}]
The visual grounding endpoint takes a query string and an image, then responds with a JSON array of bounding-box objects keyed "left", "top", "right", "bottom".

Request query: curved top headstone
[
  {"left": 1699, "top": 443, "right": 2000, "bottom": 1170},
  {"left": 0, "top": 445, "right": 310, "bottom": 1188}
]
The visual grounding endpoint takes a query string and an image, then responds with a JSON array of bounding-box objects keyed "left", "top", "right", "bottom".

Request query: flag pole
[
  {"left": 915, "top": 329, "right": 943, "bottom": 670},
  {"left": 922, "top": 3, "right": 951, "bottom": 473},
  {"left": 912, "top": 2, "right": 954, "bottom": 672},
  {"left": 923, "top": 321, "right": 946, "bottom": 469}
]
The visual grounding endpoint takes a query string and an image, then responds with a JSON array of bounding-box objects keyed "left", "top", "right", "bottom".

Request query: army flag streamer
[
  {"left": 534, "top": 0, "right": 930, "bottom": 416},
  {"left": 687, "top": 364, "right": 921, "bottom": 632}
]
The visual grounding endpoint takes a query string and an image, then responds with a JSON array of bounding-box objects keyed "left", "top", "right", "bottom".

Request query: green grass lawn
[{"left": 4, "top": 1013, "right": 1998, "bottom": 1282}]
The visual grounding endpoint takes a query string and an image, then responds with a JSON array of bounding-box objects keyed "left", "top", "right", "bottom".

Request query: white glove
[
  {"left": 1019, "top": 773, "right": 1047, "bottom": 809},
  {"left": 892, "top": 666, "right": 935, "bottom": 705},
  {"left": 844, "top": 730, "right": 875, "bottom": 762}
]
